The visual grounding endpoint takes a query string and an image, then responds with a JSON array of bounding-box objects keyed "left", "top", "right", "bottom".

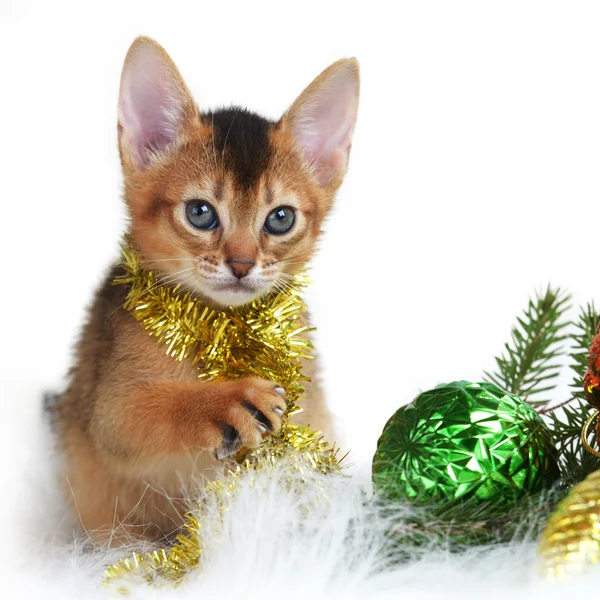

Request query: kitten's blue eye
[
  {"left": 264, "top": 206, "right": 295, "bottom": 235},
  {"left": 185, "top": 200, "right": 219, "bottom": 230}
]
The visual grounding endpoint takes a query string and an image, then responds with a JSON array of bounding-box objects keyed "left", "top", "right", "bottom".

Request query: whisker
[
  {"left": 105, "top": 267, "right": 196, "bottom": 321},
  {"left": 176, "top": 272, "right": 202, "bottom": 294},
  {"left": 196, "top": 123, "right": 218, "bottom": 173},
  {"left": 211, "top": 113, "right": 218, "bottom": 170},
  {"left": 277, "top": 261, "right": 308, "bottom": 268},
  {"left": 221, "top": 108, "right": 240, "bottom": 163},
  {"left": 272, "top": 281, "right": 286, "bottom": 294},
  {"left": 275, "top": 277, "right": 293, "bottom": 291},
  {"left": 145, "top": 258, "right": 198, "bottom": 264},
  {"left": 146, "top": 268, "right": 195, "bottom": 292},
  {"left": 180, "top": 153, "right": 211, "bottom": 180},
  {"left": 274, "top": 277, "right": 309, "bottom": 328},
  {"left": 269, "top": 254, "right": 306, "bottom": 265}
]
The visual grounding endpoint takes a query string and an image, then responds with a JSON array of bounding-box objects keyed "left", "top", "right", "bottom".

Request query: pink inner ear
[
  {"left": 291, "top": 70, "right": 358, "bottom": 184},
  {"left": 119, "top": 47, "right": 185, "bottom": 168}
]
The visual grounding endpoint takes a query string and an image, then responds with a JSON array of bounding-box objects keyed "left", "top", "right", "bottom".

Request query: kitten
[{"left": 55, "top": 37, "right": 359, "bottom": 545}]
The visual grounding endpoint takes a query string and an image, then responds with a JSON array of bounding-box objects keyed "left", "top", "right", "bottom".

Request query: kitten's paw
[{"left": 214, "top": 378, "right": 286, "bottom": 459}]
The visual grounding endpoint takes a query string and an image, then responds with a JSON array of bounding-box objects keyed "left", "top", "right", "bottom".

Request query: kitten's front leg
[{"left": 91, "top": 378, "right": 287, "bottom": 461}]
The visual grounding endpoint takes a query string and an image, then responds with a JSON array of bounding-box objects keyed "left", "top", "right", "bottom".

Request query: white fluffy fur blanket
[{"left": 2, "top": 385, "right": 597, "bottom": 600}]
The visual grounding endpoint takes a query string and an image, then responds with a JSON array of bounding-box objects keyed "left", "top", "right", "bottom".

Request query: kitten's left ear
[{"left": 281, "top": 58, "right": 360, "bottom": 186}]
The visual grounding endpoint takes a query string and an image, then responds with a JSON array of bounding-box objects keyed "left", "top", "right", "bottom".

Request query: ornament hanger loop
[{"left": 581, "top": 410, "right": 600, "bottom": 457}]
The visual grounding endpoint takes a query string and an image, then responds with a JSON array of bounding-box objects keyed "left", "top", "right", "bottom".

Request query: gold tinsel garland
[{"left": 104, "top": 244, "right": 343, "bottom": 590}]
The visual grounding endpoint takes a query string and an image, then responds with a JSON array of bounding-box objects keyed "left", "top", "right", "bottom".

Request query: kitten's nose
[{"left": 227, "top": 259, "right": 255, "bottom": 279}]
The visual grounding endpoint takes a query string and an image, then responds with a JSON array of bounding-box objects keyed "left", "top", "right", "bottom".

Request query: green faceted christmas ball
[{"left": 372, "top": 381, "right": 558, "bottom": 504}]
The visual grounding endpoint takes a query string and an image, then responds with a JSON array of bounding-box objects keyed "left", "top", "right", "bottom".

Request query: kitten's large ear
[
  {"left": 118, "top": 37, "right": 196, "bottom": 170},
  {"left": 281, "top": 58, "right": 359, "bottom": 186}
]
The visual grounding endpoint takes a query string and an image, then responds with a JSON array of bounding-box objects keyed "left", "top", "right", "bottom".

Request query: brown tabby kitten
[{"left": 56, "top": 37, "right": 359, "bottom": 545}]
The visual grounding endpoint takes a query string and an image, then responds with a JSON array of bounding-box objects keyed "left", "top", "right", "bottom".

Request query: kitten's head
[{"left": 118, "top": 37, "right": 359, "bottom": 307}]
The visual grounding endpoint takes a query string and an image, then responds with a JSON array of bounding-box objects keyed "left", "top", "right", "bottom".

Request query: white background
[{"left": 1, "top": 0, "right": 598, "bottom": 487}]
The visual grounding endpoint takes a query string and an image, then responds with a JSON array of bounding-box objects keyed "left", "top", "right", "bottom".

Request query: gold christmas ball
[{"left": 538, "top": 470, "right": 600, "bottom": 578}]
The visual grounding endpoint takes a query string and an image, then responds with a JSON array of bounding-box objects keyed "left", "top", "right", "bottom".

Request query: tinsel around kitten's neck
[{"left": 113, "top": 241, "right": 313, "bottom": 385}]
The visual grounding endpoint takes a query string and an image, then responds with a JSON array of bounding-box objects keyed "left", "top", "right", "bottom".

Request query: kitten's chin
[{"left": 188, "top": 281, "right": 270, "bottom": 308}]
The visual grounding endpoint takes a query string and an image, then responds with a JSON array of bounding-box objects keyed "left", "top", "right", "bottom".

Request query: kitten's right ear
[{"left": 118, "top": 37, "right": 196, "bottom": 170}]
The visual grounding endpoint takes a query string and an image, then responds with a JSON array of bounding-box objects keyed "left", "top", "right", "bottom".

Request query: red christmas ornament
[
  {"left": 583, "top": 325, "right": 600, "bottom": 456},
  {"left": 584, "top": 327, "right": 600, "bottom": 410}
]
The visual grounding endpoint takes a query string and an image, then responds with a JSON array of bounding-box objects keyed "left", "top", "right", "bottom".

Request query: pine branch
[
  {"left": 568, "top": 302, "right": 599, "bottom": 402},
  {"left": 546, "top": 302, "right": 600, "bottom": 486},
  {"left": 483, "top": 286, "right": 571, "bottom": 405}
]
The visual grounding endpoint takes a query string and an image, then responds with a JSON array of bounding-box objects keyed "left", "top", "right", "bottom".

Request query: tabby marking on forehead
[{"left": 202, "top": 108, "right": 274, "bottom": 191}]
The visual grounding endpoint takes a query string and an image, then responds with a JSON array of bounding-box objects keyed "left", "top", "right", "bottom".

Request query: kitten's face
[
  {"left": 118, "top": 38, "right": 359, "bottom": 307},
  {"left": 125, "top": 112, "right": 325, "bottom": 307}
]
